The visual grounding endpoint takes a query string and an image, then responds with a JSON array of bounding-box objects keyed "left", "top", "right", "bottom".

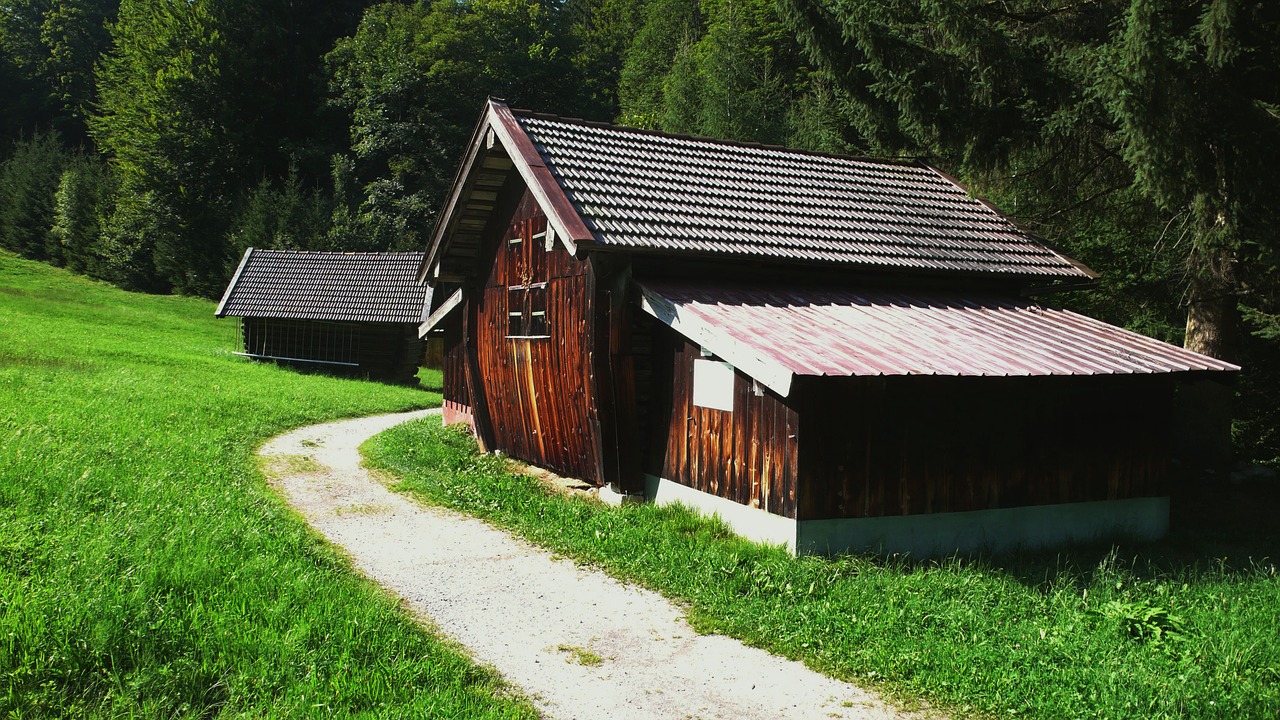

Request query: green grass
[
  {"left": 365, "top": 418, "right": 1280, "bottom": 720},
  {"left": 0, "top": 252, "right": 536, "bottom": 718}
]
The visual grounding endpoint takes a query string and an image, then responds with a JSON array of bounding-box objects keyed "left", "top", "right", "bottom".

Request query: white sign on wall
[{"left": 692, "top": 359, "right": 735, "bottom": 412}]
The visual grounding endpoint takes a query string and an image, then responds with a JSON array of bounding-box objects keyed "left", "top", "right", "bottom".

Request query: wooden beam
[
  {"left": 590, "top": 256, "right": 644, "bottom": 494},
  {"left": 215, "top": 247, "right": 255, "bottom": 317},
  {"left": 419, "top": 288, "right": 464, "bottom": 338},
  {"left": 486, "top": 100, "right": 593, "bottom": 256},
  {"left": 635, "top": 283, "right": 795, "bottom": 398}
]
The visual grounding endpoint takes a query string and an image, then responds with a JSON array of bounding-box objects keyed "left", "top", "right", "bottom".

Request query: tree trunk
[
  {"left": 1184, "top": 253, "right": 1239, "bottom": 363},
  {"left": 1181, "top": 267, "right": 1238, "bottom": 484}
]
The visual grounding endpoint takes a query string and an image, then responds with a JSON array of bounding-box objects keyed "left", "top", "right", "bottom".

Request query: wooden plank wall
[
  {"left": 650, "top": 330, "right": 799, "bottom": 518},
  {"left": 473, "top": 190, "right": 601, "bottom": 482},
  {"left": 794, "top": 375, "right": 1176, "bottom": 521},
  {"left": 242, "top": 318, "right": 422, "bottom": 383},
  {"left": 441, "top": 313, "right": 472, "bottom": 424},
  {"left": 357, "top": 324, "right": 425, "bottom": 383}
]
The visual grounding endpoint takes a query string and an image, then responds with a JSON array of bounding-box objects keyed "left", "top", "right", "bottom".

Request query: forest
[{"left": 2, "top": 0, "right": 1278, "bottom": 465}]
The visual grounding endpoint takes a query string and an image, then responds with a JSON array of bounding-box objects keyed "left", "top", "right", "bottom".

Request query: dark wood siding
[
  {"left": 440, "top": 312, "right": 472, "bottom": 425},
  {"left": 471, "top": 190, "right": 600, "bottom": 481},
  {"left": 650, "top": 330, "right": 800, "bottom": 518},
  {"left": 241, "top": 317, "right": 422, "bottom": 383},
  {"left": 793, "top": 375, "right": 1176, "bottom": 521}
]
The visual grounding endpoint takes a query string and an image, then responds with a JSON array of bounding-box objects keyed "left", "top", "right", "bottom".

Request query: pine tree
[
  {"left": 0, "top": 129, "right": 69, "bottom": 262},
  {"left": 616, "top": 0, "right": 703, "bottom": 127},
  {"left": 1099, "top": 0, "right": 1280, "bottom": 359}
]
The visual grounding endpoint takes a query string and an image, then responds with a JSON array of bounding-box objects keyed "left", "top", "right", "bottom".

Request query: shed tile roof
[
  {"left": 637, "top": 281, "right": 1238, "bottom": 397},
  {"left": 216, "top": 249, "right": 429, "bottom": 323},
  {"left": 512, "top": 111, "right": 1090, "bottom": 278}
]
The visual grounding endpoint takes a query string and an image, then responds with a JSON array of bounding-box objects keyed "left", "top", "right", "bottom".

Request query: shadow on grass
[
  {"left": 944, "top": 477, "right": 1280, "bottom": 593},
  {"left": 228, "top": 355, "right": 445, "bottom": 391}
]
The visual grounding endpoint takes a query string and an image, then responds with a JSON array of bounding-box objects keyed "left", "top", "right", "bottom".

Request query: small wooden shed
[
  {"left": 216, "top": 249, "right": 429, "bottom": 384},
  {"left": 418, "top": 101, "right": 1239, "bottom": 555}
]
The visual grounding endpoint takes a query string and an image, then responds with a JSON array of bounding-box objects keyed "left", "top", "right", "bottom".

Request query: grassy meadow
[
  {"left": 366, "top": 419, "right": 1280, "bottom": 720},
  {"left": 0, "top": 252, "right": 535, "bottom": 718}
]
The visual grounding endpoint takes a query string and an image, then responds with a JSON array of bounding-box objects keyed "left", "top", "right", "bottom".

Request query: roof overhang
[
  {"left": 215, "top": 247, "right": 255, "bottom": 317},
  {"left": 637, "top": 283, "right": 796, "bottom": 397},
  {"left": 635, "top": 281, "right": 1240, "bottom": 398},
  {"left": 418, "top": 287, "right": 464, "bottom": 339},
  {"left": 419, "top": 99, "right": 597, "bottom": 285}
]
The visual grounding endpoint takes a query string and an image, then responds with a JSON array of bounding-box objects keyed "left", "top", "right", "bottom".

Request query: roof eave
[
  {"left": 488, "top": 101, "right": 596, "bottom": 252},
  {"left": 920, "top": 163, "right": 1098, "bottom": 282},
  {"left": 635, "top": 281, "right": 796, "bottom": 397},
  {"left": 215, "top": 247, "right": 254, "bottom": 317},
  {"left": 419, "top": 99, "right": 598, "bottom": 285},
  {"left": 420, "top": 108, "right": 497, "bottom": 283}
]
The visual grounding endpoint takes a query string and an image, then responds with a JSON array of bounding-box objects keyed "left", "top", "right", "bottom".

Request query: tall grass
[
  {"left": 366, "top": 418, "right": 1280, "bottom": 720},
  {"left": 0, "top": 252, "right": 536, "bottom": 718}
]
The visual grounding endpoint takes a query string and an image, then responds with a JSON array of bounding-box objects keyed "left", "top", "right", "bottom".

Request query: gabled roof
[
  {"left": 216, "top": 249, "right": 429, "bottom": 323},
  {"left": 423, "top": 100, "right": 1093, "bottom": 283},
  {"left": 637, "top": 282, "right": 1238, "bottom": 397}
]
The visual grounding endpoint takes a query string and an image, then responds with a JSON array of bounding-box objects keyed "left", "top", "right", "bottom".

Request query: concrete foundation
[
  {"left": 645, "top": 474, "right": 1169, "bottom": 557},
  {"left": 598, "top": 483, "right": 646, "bottom": 507}
]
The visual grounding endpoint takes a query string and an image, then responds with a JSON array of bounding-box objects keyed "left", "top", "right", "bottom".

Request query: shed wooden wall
[
  {"left": 470, "top": 190, "right": 602, "bottom": 482},
  {"left": 648, "top": 330, "right": 799, "bottom": 517},
  {"left": 646, "top": 327, "right": 1176, "bottom": 522},
  {"left": 792, "top": 375, "right": 1175, "bottom": 521},
  {"left": 440, "top": 312, "right": 472, "bottom": 426},
  {"left": 241, "top": 318, "right": 422, "bottom": 383}
]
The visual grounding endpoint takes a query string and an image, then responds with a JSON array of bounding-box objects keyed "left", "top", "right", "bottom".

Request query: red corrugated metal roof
[{"left": 636, "top": 282, "right": 1238, "bottom": 396}]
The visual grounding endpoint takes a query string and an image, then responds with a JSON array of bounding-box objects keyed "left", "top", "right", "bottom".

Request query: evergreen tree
[
  {"left": 0, "top": 0, "right": 119, "bottom": 143},
  {"left": 92, "top": 0, "right": 375, "bottom": 296},
  {"left": 686, "top": 0, "right": 794, "bottom": 143},
  {"left": 564, "top": 0, "right": 649, "bottom": 119},
  {"left": 49, "top": 151, "right": 114, "bottom": 274},
  {"left": 229, "top": 169, "right": 334, "bottom": 260},
  {"left": 1098, "top": 0, "right": 1280, "bottom": 360},
  {"left": 622, "top": 0, "right": 815, "bottom": 146},
  {"left": 780, "top": 0, "right": 1280, "bottom": 362},
  {"left": 0, "top": 129, "right": 69, "bottom": 262},
  {"left": 616, "top": 0, "right": 702, "bottom": 127},
  {"left": 0, "top": 2, "right": 62, "bottom": 141},
  {"left": 92, "top": 0, "right": 235, "bottom": 295},
  {"left": 327, "top": 0, "right": 586, "bottom": 251}
]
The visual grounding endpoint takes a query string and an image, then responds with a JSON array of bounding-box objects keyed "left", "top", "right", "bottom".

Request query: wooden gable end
[{"left": 467, "top": 188, "right": 604, "bottom": 483}]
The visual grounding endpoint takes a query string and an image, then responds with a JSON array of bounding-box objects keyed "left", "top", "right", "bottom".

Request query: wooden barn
[
  {"left": 418, "top": 100, "right": 1239, "bottom": 555},
  {"left": 217, "top": 249, "right": 428, "bottom": 384}
]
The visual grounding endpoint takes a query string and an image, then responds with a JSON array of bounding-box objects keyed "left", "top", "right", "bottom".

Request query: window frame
[{"left": 505, "top": 282, "right": 550, "bottom": 339}]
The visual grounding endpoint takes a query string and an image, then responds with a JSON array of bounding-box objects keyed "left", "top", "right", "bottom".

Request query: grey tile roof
[
  {"left": 216, "top": 249, "right": 428, "bottom": 323},
  {"left": 513, "top": 112, "right": 1091, "bottom": 278}
]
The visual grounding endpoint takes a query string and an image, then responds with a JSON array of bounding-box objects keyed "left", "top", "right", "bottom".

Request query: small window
[{"left": 506, "top": 284, "right": 550, "bottom": 338}]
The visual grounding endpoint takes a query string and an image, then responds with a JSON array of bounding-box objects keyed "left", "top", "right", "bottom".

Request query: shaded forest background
[{"left": 2, "top": 0, "right": 1278, "bottom": 465}]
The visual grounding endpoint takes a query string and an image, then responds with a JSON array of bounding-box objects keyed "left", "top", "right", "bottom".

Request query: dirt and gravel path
[{"left": 259, "top": 408, "right": 930, "bottom": 720}]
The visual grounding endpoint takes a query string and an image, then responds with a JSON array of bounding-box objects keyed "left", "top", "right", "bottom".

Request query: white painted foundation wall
[{"left": 644, "top": 475, "right": 1169, "bottom": 557}]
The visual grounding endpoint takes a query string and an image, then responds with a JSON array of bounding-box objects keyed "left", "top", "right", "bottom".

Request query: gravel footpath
[{"left": 259, "top": 408, "right": 930, "bottom": 720}]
